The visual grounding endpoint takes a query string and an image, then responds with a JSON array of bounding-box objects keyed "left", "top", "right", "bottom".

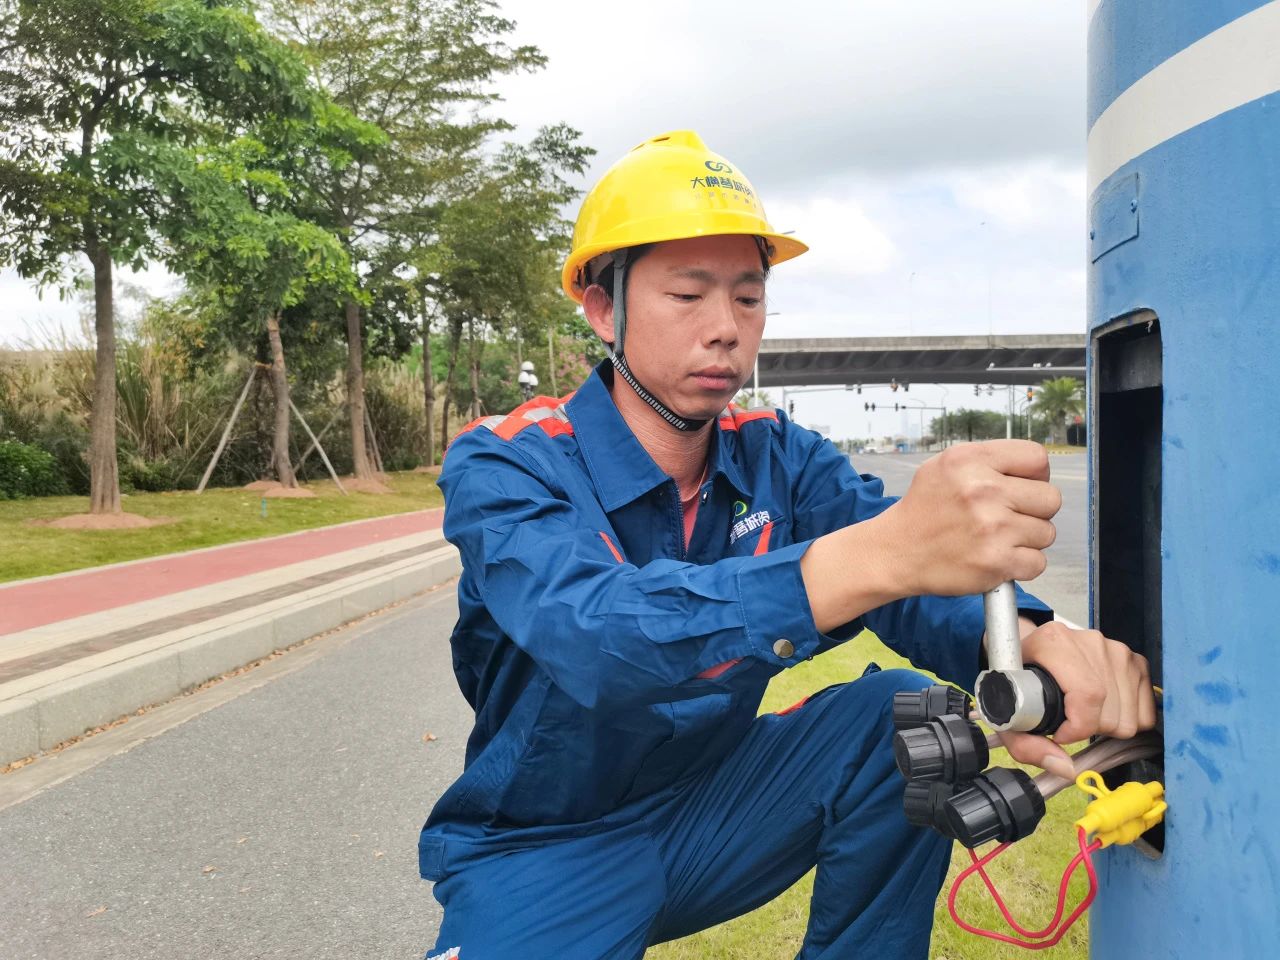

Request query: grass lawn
[
  {"left": 0, "top": 471, "right": 444, "bottom": 584},
  {"left": 647, "top": 632, "right": 1091, "bottom": 960}
]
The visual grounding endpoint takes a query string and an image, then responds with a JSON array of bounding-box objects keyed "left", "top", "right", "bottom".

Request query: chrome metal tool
[{"left": 974, "top": 581, "right": 1065, "bottom": 734}]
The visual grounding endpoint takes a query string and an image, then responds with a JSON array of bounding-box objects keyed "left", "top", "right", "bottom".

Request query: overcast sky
[{"left": 0, "top": 1, "right": 1089, "bottom": 440}]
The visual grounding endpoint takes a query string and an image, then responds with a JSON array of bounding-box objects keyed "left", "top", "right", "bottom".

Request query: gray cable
[{"left": 1033, "top": 731, "right": 1163, "bottom": 800}]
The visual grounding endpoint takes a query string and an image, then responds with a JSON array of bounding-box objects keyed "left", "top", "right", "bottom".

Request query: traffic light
[
  {"left": 890, "top": 379, "right": 899, "bottom": 393},
  {"left": 1026, "top": 388, "right": 1035, "bottom": 401}
]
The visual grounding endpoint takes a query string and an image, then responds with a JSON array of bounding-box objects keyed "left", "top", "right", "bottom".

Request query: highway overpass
[{"left": 756, "top": 334, "right": 1085, "bottom": 387}]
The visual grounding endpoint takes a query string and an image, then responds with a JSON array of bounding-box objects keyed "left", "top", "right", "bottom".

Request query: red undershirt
[{"left": 681, "top": 484, "right": 700, "bottom": 548}]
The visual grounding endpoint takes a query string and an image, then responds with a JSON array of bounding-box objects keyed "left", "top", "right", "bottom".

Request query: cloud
[
  {"left": 761, "top": 162, "right": 1085, "bottom": 340},
  {"left": 496, "top": 0, "right": 1086, "bottom": 191},
  {"left": 0, "top": 273, "right": 80, "bottom": 347},
  {"left": 766, "top": 193, "right": 898, "bottom": 278},
  {"left": 951, "top": 161, "right": 1085, "bottom": 232}
]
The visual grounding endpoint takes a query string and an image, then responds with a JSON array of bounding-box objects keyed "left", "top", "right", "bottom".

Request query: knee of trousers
[
  {"left": 821, "top": 668, "right": 935, "bottom": 822},
  {"left": 828, "top": 667, "right": 936, "bottom": 744}
]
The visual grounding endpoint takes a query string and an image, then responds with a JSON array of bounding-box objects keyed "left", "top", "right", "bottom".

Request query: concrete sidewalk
[{"left": 0, "top": 509, "right": 460, "bottom": 767}]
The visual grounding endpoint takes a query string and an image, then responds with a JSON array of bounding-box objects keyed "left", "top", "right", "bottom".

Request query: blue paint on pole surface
[
  {"left": 1193, "top": 681, "right": 1239, "bottom": 706},
  {"left": 1089, "top": 2, "right": 1280, "bottom": 956},
  {"left": 1087, "top": 0, "right": 1263, "bottom": 126},
  {"left": 1192, "top": 724, "right": 1230, "bottom": 747}
]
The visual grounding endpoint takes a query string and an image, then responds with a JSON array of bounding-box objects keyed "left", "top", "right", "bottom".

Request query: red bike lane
[{"left": 0, "top": 509, "right": 445, "bottom": 635}]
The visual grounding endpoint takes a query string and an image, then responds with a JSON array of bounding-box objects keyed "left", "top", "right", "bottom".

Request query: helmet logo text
[{"left": 690, "top": 175, "right": 754, "bottom": 198}]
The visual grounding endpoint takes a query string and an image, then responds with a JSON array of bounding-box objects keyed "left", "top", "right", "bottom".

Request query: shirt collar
[
  {"left": 709, "top": 423, "right": 751, "bottom": 501},
  {"left": 566, "top": 362, "right": 669, "bottom": 512},
  {"left": 566, "top": 361, "right": 752, "bottom": 512}
]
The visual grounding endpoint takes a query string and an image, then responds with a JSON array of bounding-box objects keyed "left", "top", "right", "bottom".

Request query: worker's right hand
[{"left": 879, "top": 440, "right": 1062, "bottom": 597}]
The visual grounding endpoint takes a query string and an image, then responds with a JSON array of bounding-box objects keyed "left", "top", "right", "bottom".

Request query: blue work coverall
[{"left": 420, "top": 361, "right": 1052, "bottom": 959}]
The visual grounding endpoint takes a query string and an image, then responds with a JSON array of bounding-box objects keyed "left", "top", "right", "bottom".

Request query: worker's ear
[{"left": 582, "top": 283, "right": 616, "bottom": 346}]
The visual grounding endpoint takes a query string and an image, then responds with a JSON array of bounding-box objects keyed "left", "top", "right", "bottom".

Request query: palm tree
[{"left": 1030, "top": 377, "right": 1084, "bottom": 445}]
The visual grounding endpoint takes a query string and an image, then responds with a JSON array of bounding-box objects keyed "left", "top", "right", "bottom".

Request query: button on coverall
[{"left": 420, "top": 361, "right": 1052, "bottom": 959}]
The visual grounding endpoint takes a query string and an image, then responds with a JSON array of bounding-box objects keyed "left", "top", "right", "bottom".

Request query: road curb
[{"left": 0, "top": 546, "right": 460, "bottom": 768}]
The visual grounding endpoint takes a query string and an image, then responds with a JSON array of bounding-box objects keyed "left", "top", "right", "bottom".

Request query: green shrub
[
  {"left": 120, "top": 454, "right": 191, "bottom": 493},
  {"left": 367, "top": 362, "right": 428, "bottom": 471},
  {"left": 33, "top": 415, "right": 91, "bottom": 495},
  {"left": 382, "top": 449, "right": 422, "bottom": 472},
  {"left": 0, "top": 439, "right": 69, "bottom": 498}
]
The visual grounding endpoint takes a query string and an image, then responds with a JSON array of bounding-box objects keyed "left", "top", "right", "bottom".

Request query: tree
[
  {"left": 932, "top": 408, "right": 1008, "bottom": 442},
  {"left": 162, "top": 128, "right": 356, "bottom": 486},
  {"left": 361, "top": 244, "right": 443, "bottom": 465},
  {"left": 0, "top": 0, "right": 312, "bottom": 513},
  {"left": 1030, "top": 376, "right": 1084, "bottom": 445},
  {"left": 429, "top": 126, "right": 591, "bottom": 447},
  {"left": 263, "top": 0, "right": 546, "bottom": 480}
]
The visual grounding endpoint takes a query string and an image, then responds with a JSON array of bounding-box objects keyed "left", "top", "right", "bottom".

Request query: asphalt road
[
  {"left": 852, "top": 451, "right": 1087, "bottom": 625},
  {"left": 0, "top": 451, "right": 1088, "bottom": 959},
  {"left": 0, "top": 588, "right": 470, "bottom": 960}
]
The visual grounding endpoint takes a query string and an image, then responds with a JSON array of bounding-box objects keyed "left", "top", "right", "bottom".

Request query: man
[{"left": 420, "top": 130, "right": 1154, "bottom": 959}]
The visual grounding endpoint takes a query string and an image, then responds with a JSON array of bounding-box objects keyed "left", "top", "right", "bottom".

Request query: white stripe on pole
[{"left": 1087, "top": 0, "right": 1280, "bottom": 195}]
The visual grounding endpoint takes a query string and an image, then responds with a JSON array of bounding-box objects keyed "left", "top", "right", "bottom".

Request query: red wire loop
[{"left": 946, "top": 827, "right": 1102, "bottom": 950}]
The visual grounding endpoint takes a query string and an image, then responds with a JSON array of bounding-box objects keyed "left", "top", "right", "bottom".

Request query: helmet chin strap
[{"left": 607, "top": 248, "right": 709, "bottom": 433}]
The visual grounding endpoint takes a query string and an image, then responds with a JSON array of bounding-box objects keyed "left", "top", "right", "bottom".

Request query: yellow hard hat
[{"left": 561, "top": 130, "right": 808, "bottom": 303}]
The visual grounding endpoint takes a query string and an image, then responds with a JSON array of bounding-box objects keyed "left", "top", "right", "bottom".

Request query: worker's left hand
[{"left": 995, "top": 619, "right": 1158, "bottom": 779}]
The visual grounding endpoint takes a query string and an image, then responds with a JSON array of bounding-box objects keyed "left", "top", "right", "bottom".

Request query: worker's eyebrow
[{"left": 667, "top": 267, "right": 766, "bottom": 285}]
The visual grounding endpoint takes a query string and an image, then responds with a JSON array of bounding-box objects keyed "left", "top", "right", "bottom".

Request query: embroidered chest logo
[{"left": 730, "top": 505, "right": 772, "bottom": 545}]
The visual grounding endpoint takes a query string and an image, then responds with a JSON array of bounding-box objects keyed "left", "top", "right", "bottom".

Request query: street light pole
[
  {"left": 517, "top": 360, "right": 538, "bottom": 402},
  {"left": 937, "top": 386, "right": 950, "bottom": 448}
]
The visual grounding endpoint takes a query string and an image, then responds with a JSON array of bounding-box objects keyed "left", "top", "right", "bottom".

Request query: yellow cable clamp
[{"left": 1074, "top": 770, "right": 1167, "bottom": 847}]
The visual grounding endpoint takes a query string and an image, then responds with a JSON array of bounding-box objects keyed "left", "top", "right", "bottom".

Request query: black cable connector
[
  {"left": 943, "top": 768, "right": 1046, "bottom": 848},
  {"left": 894, "top": 714, "right": 990, "bottom": 783},
  {"left": 903, "top": 780, "right": 960, "bottom": 832},
  {"left": 892, "top": 685, "right": 973, "bottom": 731}
]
